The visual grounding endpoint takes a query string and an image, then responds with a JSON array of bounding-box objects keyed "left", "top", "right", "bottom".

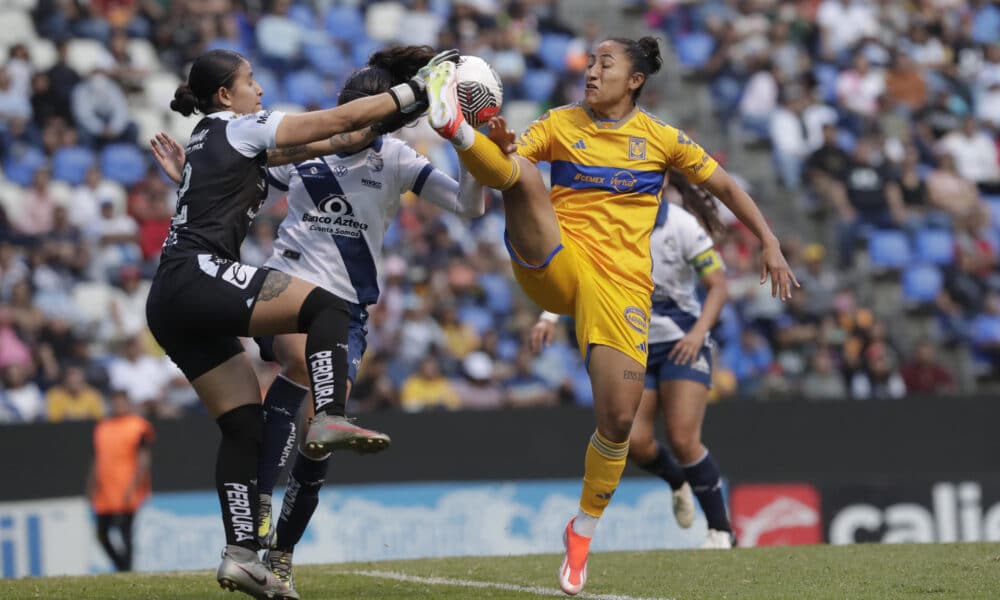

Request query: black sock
[
  {"left": 683, "top": 451, "right": 731, "bottom": 532},
  {"left": 298, "top": 289, "right": 350, "bottom": 417},
  {"left": 259, "top": 375, "right": 308, "bottom": 495},
  {"left": 216, "top": 404, "right": 263, "bottom": 550},
  {"left": 638, "top": 442, "right": 687, "bottom": 491},
  {"left": 275, "top": 451, "right": 329, "bottom": 551}
]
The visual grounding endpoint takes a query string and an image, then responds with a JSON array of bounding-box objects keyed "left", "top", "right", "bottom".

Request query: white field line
[{"left": 346, "top": 569, "right": 675, "bottom": 600}]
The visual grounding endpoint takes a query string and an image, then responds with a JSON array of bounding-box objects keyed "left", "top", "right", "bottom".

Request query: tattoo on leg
[
  {"left": 624, "top": 370, "right": 642, "bottom": 381},
  {"left": 258, "top": 271, "right": 292, "bottom": 302}
]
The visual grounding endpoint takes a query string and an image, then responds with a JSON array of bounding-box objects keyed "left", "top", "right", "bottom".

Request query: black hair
[
  {"left": 606, "top": 36, "right": 663, "bottom": 101},
  {"left": 171, "top": 49, "right": 247, "bottom": 117},
  {"left": 338, "top": 45, "right": 438, "bottom": 105},
  {"left": 668, "top": 169, "right": 726, "bottom": 238}
]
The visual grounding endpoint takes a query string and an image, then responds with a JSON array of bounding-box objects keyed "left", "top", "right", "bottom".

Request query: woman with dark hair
[
  {"left": 144, "top": 47, "right": 454, "bottom": 598},
  {"left": 533, "top": 170, "right": 735, "bottom": 549},
  {"left": 152, "top": 46, "right": 483, "bottom": 597},
  {"left": 426, "top": 36, "right": 795, "bottom": 594}
]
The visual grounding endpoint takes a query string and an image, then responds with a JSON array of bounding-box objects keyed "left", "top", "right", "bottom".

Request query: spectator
[
  {"left": 805, "top": 122, "right": 852, "bottom": 198},
  {"left": 98, "top": 265, "right": 151, "bottom": 344},
  {"left": 46, "top": 39, "right": 82, "bottom": 115},
  {"left": 351, "top": 352, "right": 399, "bottom": 413},
  {"left": 0, "top": 66, "right": 32, "bottom": 127},
  {"left": 438, "top": 304, "right": 480, "bottom": 360},
  {"left": 0, "top": 363, "right": 44, "bottom": 422},
  {"left": 738, "top": 59, "right": 779, "bottom": 141},
  {"left": 13, "top": 166, "right": 59, "bottom": 239},
  {"left": 504, "top": 348, "right": 558, "bottom": 407},
  {"left": 938, "top": 116, "right": 1000, "bottom": 194},
  {"left": 399, "top": 354, "right": 461, "bottom": 412},
  {"left": 46, "top": 364, "right": 106, "bottom": 422},
  {"left": 85, "top": 197, "right": 141, "bottom": 280},
  {"left": 107, "top": 335, "right": 174, "bottom": 417},
  {"left": 926, "top": 152, "right": 986, "bottom": 222},
  {"left": 835, "top": 53, "right": 885, "bottom": 126},
  {"left": 899, "top": 339, "right": 955, "bottom": 395},
  {"left": 769, "top": 85, "right": 837, "bottom": 189},
  {"left": 817, "top": 0, "right": 878, "bottom": 57},
  {"left": 720, "top": 329, "right": 774, "bottom": 396},
  {"left": 850, "top": 342, "right": 906, "bottom": 400},
  {"left": 800, "top": 349, "right": 848, "bottom": 401},
  {"left": 884, "top": 51, "right": 928, "bottom": 112},
  {"left": 86, "top": 389, "right": 153, "bottom": 572},
  {"left": 71, "top": 69, "right": 136, "bottom": 147},
  {"left": 0, "top": 306, "right": 32, "bottom": 370},
  {"left": 452, "top": 351, "right": 504, "bottom": 410},
  {"left": 396, "top": 297, "right": 446, "bottom": 367},
  {"left": 72, "top": 166, "right": 123, "bottom": 229}
]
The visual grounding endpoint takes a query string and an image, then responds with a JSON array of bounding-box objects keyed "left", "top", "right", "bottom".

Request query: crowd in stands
[{"left": 1, "top": 0, "right": 997, "bottom": 422}]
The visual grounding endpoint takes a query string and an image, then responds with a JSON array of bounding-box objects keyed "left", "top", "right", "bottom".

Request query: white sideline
[{"left": 347, "top": 569, "right": 674, "bottom": 600}]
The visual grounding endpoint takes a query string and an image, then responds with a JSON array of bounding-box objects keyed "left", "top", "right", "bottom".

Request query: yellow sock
[
  {"left": 457, "top": 130, "right": 521, "bottom": 191},
  {"left": 579, "top": 430, "right": 629, "bottom": 518}
]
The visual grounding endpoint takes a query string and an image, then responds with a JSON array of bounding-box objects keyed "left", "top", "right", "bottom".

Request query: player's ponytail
[
  {"left": 608, "top": 36, "right": 663, "bottom": 101},
  {"left": 171, "top": 49, "right": 246, "bottom": 116},
  {"left": 669, "top": 170, "right": 727, "bottom": 238}
]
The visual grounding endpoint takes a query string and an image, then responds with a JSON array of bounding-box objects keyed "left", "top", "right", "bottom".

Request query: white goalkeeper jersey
[{"left": 262, "top": 136, "right": 481, "bottom": 305}]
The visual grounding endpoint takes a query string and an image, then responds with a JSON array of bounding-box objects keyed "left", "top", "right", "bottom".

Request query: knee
[
  {"left": 297, "top": 287, "right": 349, "bottom": 332},
  {"left": 598, "top": 409, "right": 635, "bottom": 444},
  {"left": 282, "top": 359, "right": 309, "bottom": 386},
  {"left": 667, "top": 428, "right": 703, "bottom": 463},
  {"left": 216, "top": 404, "right": 263, "bottom": 444},
  {"left": 627, "top": 436, "right": 657, "bottom": 464}
]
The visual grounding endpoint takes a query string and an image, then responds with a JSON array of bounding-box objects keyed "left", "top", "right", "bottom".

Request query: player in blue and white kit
[
  {"left": 532, "top": 171, "right": 733, "bottom": 548},
  {"left": 152, "top": 46, "right": 484, "bottom": 597}
]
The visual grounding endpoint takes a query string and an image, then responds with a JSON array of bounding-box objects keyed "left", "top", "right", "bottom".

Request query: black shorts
[{"left": 146, "top": 254, "right": 270, "bottom": 381}]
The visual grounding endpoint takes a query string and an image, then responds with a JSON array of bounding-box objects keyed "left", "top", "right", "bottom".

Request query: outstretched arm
[{"left": 701, "top": 167, "right": 799, "bottom": 300}]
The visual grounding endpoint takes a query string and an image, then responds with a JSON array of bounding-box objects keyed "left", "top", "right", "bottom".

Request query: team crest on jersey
[
  {"left": 366, "top": 151, "right": 384, "bottom": 173},
  {"left": 623, "top": 306, "right": 648, "bottom": 335},
  {"left": 628, "top": 136, "right": 647, "bottom": 160}
]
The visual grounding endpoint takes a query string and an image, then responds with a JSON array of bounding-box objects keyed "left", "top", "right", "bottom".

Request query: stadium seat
[
  {"left": 130, "top": 107, "right": 165, "bottom": 148},
  {"left": 901, "top": 264, "right": 943, "bottom": 304},
  {"left": 868, "top": 229, "right": 911, "bottom": 270},
  {"left": 0, "top": 10, "right": 36, "bottom": 47},
  {"left": 478, "top": 273, "right": 513, "bottom": 315},
  {"left": 253, "top": 69, "right": 285, "bottom": 104},
  {"left": 65, "top": 39, "right": 112, "bottom": 75},
  {"left": 204, "top": 36, "right": 248, "bottom": 55},
  {"left": 813, "top": 63, "right": 840, "bottom": 103},
  {"left": 675, "top": 32, "right": 714, "bottom": 70},
  {"left": 325, "top": 5, "right": 365, "bottom": 43},
  {"left": 350, "top": 37, "right": 382, "bottom": 69},
  {"left": 26, "top": 37, "right": 56, "bottom": 70},
  {"left": 458, "top": 305, "right": 494, "bottom": 337},
  {"left": 3, "top": 145, "right": 46, "bottom": 186},
  {"left": 51, "top": 146, "right": 96, "bottom": 186},
  {"left": 914, "top": 228, "right": 954, "bottom": 265},
  {"left": 303, "top": 42, "right": 347, "bottom": 77},
  {"left": 142, "top": 72, "right": 182, "bottom": 112},
  {"left": 972, "top": 4, "right": 1000, "bottom": 44},
  {"left": 126, "top": 38, "right": 160, "bottom": 71},
  {"left": 501, "top": 99, "right": 541, "bottom": 134},
  {"left": 986, "top": 196, "right": 1000, "bottom": 232},
  {"left": 520, "top": 69, "right": 557, "bottom": 103},
  {"left": 365, "top": 2, "right": 405, "bottom": 43},
  {"left": 284, "top": 70, "right": 329, "bottom": 107},
  {"left": 288, "top": 3, "right": 316, "bottom": 30},
  {"left": 537, "top": 34, "right": 571, "bottom": 72},
  {"left": 428, "top": 0, "right": 451, "bottom": 19},
  {"left": 100, "top": 143, "right": 146, "bottom": 186},
  {"left": 970, "top": 314, "right": 1000, "bottom": 347},
  {"left": 71, "top": 281, "right": 114, "bottom": 324}
]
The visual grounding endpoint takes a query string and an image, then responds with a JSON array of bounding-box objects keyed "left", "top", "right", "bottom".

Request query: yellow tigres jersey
[{"left": 516, "top": 103, "right": 718, "bottom": 294}]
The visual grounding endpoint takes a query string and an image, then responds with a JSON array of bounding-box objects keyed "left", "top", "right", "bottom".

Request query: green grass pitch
[{"left": 3, "top": 543, "right": 999, "bottom": 599}]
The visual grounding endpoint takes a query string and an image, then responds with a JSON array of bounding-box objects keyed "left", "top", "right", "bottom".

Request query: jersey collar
[
  {"left": 336, "top": 135, "right": 383, "bottom": 158},
  {"left": 582, "top": 103, "right": 640, "bottom": 130},
  {"left": 207, "top": 110, "right": 238, "bottom": 120}
]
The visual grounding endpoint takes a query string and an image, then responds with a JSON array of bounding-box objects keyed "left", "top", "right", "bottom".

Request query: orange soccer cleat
[{"left": 558, "top": 518, "right": 591, "bottom": 595}]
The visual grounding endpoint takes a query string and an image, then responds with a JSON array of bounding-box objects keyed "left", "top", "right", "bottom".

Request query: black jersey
[{"left": 161, "top": 110, "right": 286, "bottom": 262}]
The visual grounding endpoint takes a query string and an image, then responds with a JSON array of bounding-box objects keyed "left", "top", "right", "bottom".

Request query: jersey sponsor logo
[
  {"left": 366, "top": 150, "right": 384, "bottom": 173},
  {"left": 197, "top": 254, "right": 222, "bottom": 277},
  {"left": 609, "top": 170, "right": 637, "bottom": 192},
  {"left": 333, "top": 165, "right": 349, "bottom": 177},
  {"left": 317, "top": 194, "right": 353, "bottom": 215},
  {"left": 730, "top": 483, "right": 823, "bottom": 547},
  {"left": 361, "top": 178, "right": 382, "bottom": 189},
  {"left": 221, "top": 261, "right": 258, "bottom": 290},
  {"left": 691, "top": 153, "right": 712, "bottom": 174},
  {"left": 185, "top": 128, "right": 208, "bottom": 153},
  {"left": 302, "top": 194, "right": 369, "bottom": 237},
  {"left": 623, "top": 306, "right": 648, "bottom": 335},
  {"left": 223, "top": 482, "right": 255, "bottom": 543},
  {"left": 628, "top": 136, "right": 647, "bottom": 160},
  {"left": 256, "top": 110, "right": 274, "bottom": 125}
]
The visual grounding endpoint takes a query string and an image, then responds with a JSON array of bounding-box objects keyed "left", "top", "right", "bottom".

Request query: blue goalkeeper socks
[{"left": 258, "top": 375, "right": 307, "bottom": 496}]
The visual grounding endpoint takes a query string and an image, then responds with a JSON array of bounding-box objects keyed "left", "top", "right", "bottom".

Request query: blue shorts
[
  {"left": 644, "top": 340, "right": 712, "bottom": 390},
  {"left": 255, "top": 301, "right": 369, "bottom": 383}
]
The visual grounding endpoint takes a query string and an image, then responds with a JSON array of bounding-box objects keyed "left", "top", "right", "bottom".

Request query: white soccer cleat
[
  {"left": 672, "top": 482, "right": 696, "bottom": 529},
  {"left": 700, "top": 529, "right": 734, "bottom": 549},
  {"left": 426, "top": 61, "right": 465, "bottom": 140}
]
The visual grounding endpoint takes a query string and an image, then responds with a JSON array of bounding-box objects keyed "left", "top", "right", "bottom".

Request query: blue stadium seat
[
  {"left": 100, "top": 143, "right": 147, "bottom": 186},
  {"left": 478, "top": 272, "right": 513, "bottom": 315},
  {"left": 675, "top": 32, "right": 714, "bottom": 69},
  {"left": 458, "top": 305, "right": 494, "bottom": 337},
  {"left": 813, "top": 63, "right": 840, "bottom": 103},
  {"left": 4, "top": 146, "right": 47, "bottom": 186},
  {"left": 972, "top": 4, "right": 1000, "bottom": 44},
  {"left": 537, "top": 34, "right": 571, "bottom": 72},
  {"left": 253, "top": 68, "right": 285, "bottom": 104},
  {"left": 284, "top": 70, "right": 328, "bottom": 107},
  {"left": 971, "top": 314, "right": 1000, "bottom": 346},
  {"left": 204, "top": 37, "right": 248, "bottom": 55},
  {"left": 914, "top": 228, "right": 954, "bottom": 265},
  {"left": 303, "top": 42, "right": 347, "bottom": 77},
  {"left": 350, "top": 37, "right": 382, "bottom": 69},
  {"left": 987, "top": 196, "right": 1000, "bottom": 232},
  {"left": 325, "top": 5, "right": 365, "bottom": 43},
  {"left": 520, "top": 69, "right": 556, "bottom": 103},
  {"left": 868, "top": 230, "right": 911, "bottom": 270},
  {"left": 51, "top": 146, "right": 96, "bottom": 186},
  {"left": 288, "top": 3, "right": 316, "bottom": 30},
  {"left": 902, "top": 264, "right": 942, "bottom": 303}
]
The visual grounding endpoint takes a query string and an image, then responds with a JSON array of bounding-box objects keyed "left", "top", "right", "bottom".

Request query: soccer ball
[{"left": 456, "top": 55, "right": 503, "bottom": 128}]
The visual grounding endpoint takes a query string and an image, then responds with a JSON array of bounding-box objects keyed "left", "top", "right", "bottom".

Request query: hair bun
[
  {"left": 170, "top": 83, "right": 199, "bottom": 117},
  {"left": 637, "top": 37, "right": 663, "bottom": 74}
]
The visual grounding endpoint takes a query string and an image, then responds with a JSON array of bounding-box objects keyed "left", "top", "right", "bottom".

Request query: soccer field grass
[{"left": 3, "top": 543, "right": 999, "bottom": 600}]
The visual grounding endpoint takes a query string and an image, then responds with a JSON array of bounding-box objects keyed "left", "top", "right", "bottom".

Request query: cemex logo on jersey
[
  {"left": 826, "top": 481, "right": 1000, "bottom": 544},
  {"left": 730, "top": 483, "right": 823, "bottom": 547}
]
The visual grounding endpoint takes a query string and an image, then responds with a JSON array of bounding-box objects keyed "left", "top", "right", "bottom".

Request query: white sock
[
  {"left": 572, "top": 510, "right": 599, "bottom": 538},
  {"left": 448, "top": 121, "right": 476, "bottom": 151}
]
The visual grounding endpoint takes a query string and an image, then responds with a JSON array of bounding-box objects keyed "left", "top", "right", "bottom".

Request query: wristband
[
  {"left": 540, "top": 312, "right": 560, "bottom": 323},
  {"left": 388, "top": 82, "right": 417, "bottom": 110}
]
